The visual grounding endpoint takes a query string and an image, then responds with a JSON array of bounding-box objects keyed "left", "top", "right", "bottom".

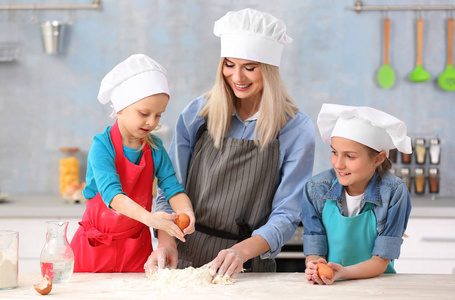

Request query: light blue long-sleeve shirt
[
  {"left": 83, "top": 125, "right": 185, "bottom": 208},
  {"left": 302, "top": 169, "right": 412, "bottom": 260},
  {"left": 155, "top": 96, "right": 315, "bottom": 259}
]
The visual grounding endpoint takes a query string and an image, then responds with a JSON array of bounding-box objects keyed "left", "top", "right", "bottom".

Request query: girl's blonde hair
[
  {"left": 138, "top": 127, "right": 160, "bottom": 151},
  {"left": 200, "top": 58, "right": 299, "bottom": 149}
]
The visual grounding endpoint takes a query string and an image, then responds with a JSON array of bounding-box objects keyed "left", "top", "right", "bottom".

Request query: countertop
[
  {"left": 1, "top": 273, "right": 454, "bottom": 299},
  {"left": 1, "top": 194, "right": 454, "bottom": 218}
]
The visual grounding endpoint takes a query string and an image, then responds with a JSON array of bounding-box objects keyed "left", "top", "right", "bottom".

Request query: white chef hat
[
  {"left": 213, "top": 8, "right": 293, "bottom": 67},
  {"left": 98, "top": 54, "right": 170, "bottom": 118},
  {"left": 317, "top": 103, "right": 412, "bottom": 156}
]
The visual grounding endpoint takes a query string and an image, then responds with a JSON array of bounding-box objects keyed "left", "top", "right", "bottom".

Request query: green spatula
[
  {"left": 409, "top": 18, "right": 430, "bottom": 82},
  {"left": 438, "top": 18, "right": 455, "bottom": 91},
  {"left": 378, "top": 18, "right": 395, "bottom": 89}
]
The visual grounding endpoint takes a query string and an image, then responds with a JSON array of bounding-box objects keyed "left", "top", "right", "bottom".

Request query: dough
[{"left": 146, "top": 267, "right": 235, "bottom": 288}]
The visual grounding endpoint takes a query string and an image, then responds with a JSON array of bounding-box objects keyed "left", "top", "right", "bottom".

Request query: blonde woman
[{"left": 145, "top": 8, "right": 315, "bottom": 278}]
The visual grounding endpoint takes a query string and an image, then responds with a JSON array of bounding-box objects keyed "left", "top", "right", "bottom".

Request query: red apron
[{"left": 70, "top": 121, "right": 154, "bottom": 272}]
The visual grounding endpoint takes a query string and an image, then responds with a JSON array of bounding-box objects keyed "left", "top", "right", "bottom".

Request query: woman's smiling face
[{"left": 222, "top": 57, "right": 263, "bottom": 102}]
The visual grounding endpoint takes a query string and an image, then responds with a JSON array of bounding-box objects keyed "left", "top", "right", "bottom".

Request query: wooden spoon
[
  {"left": 377, "top": 18, "right": 395, "bottom": 89},
  {"left": 438, "top": 18, "right": 455, "bottom": 91},
  {"left": 409, "top": 18, "right": 430, "bottom": 82}
]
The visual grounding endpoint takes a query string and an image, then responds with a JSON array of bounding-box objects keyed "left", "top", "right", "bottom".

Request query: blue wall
[{"left": 1, "top": 0, "right": 454, "bottom": 198}]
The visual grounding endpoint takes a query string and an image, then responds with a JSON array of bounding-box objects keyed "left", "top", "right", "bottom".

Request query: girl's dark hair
[{"left": 365, "top": 146, "right": 392, "bottom": 176}]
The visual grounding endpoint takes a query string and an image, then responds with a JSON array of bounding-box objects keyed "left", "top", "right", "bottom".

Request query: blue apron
[{"left": 322, "top": 198, "right": 395, "bottom": 273}]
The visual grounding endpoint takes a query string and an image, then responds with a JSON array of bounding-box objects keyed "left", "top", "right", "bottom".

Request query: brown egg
[
  {"left": 316, "top": 263, "right": 334, "bottom": 280},
  {"left": 34, "top": 274, "right": 52, "bottom": 295},
  {"left": 174, "top": 213, "right": 190, "bottom": 231}
]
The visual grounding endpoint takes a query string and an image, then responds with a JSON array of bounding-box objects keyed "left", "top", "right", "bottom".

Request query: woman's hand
[
  {"left": 144, "top": 245, "right": 178, "bottom": 275},
  {"left": 209, "top": 248, "right": 245, "bottom": 279}
]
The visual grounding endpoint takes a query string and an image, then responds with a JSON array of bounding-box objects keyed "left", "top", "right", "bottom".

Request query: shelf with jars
[{"left": 389, "top": 136, "right": 441, "bottom": 199}]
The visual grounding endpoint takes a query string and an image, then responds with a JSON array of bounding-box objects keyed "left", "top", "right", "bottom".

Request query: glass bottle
[
  {"left": 40, "top": 221, "right": 74, "bottom": 283},
  {"left": 399, "top": 168, "right": 411, "bottom": 192},
  {"left": 0, "top": 231, "right": 18, "bottom": 290},
  {"left": 429, "top": 138, "right": 441, "bottom": 165},
  {"left": 428, "top": 168, "right": 439, "bottom": 194},
  {"left": 414, "top": 168, "right": 425, "bottom": 194},
  {"left": 414, "top": 138, "right": 426, "bottom": 165}
]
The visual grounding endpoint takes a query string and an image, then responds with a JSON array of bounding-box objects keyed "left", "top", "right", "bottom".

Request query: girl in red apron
[
  {"left": 302, "top": 104, "right": 412, "bottom": 284},
  {"left": 70, "top": 54, "right": 195, "bottom": 273}
]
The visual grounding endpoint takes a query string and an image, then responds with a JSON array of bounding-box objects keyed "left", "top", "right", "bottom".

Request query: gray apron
[{"left": 177, "top": 123, "right": 280, "bottom": 272}]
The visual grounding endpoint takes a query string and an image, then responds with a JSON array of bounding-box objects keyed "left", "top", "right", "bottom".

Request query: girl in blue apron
[
  {"left": 302, "top": 103, "right": 412, "bottom": 285},
  {"left": 144, "top": 8, "right": 315, "bottom": 278}
]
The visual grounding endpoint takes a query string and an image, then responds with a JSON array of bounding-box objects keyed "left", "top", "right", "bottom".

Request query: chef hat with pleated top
[
  {"left": 317, "top": 103, "right": 412, "bottom": 156},
  {"left": 98, "top": 54, "right": 169, "bottom": 118},
  {"left": 213, "top": 8, "right": 293, "bottom": 67}
]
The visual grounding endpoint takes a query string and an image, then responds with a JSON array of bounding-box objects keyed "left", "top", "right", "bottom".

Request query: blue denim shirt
[{"left": 302, "top": 168, "right": 411, "bottom": 260}]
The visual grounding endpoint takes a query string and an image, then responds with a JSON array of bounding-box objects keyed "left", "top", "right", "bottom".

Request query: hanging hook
[
  {"left": 30, "top": 7, "right": 38, "bottom": 25},
  {"left": 417, "top": 6, "right": 422, "bottom": 19},
  {"left": 67, "top": 9, "right": 74, "bottom": 25},
  {"left": 382, "top": 6, "right": 389, "bottom": 19}
]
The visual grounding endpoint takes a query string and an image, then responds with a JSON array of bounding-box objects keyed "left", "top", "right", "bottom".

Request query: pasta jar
[{"left": 59, "top": 147, "right": 80, "bottom": 195}]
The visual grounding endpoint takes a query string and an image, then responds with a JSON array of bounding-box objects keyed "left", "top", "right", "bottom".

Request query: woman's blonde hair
[{"left": 200, "top": 58, "right": 299, "bottom": 149}]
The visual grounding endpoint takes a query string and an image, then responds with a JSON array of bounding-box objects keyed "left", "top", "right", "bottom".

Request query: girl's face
[
  {"left": 330, "top": 137, "right": 385, "bottom": 196},
  {"left": 117, "top": 93, "right": 169, "bottom": 148},
  {"left": 222, "top": 58, "right": 263, "bottom": 103}
]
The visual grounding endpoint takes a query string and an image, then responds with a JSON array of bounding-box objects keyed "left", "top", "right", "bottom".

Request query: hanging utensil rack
[
  {"left": 351, "top": 0, "right": 455, "bottom": 13},
  {"left": 0, "top": 0, "right": 100, "bottom": 10}
]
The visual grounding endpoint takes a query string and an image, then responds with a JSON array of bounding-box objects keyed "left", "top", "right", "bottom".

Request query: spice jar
[
  {"left": 429, "top": 138, "right": 441, "bottom": 165},
  {"left": 414, "top": 168, "right": 425, "bottom": 194},
  {"left": 399, "top": 168, "right": 412, "bottom": 192},
  {"left": 388, "top": 149, "right": 398, "bottom": 163},
  {"left": 428, "top": 168, "right": 439, "bottom": 194},
  {"left": 414, "top": 138, "right": 426, "bottom": 165},
  {"left": 59, "top": 147, "right": 80, "bottom": 195},
  {"left": 401, "top": 152, "right": 412, "bottom": 164}
]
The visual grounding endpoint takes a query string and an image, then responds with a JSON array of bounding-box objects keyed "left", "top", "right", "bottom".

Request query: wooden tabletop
[{"left": 1, "top": 272, "right": 454, "bottom": 299}]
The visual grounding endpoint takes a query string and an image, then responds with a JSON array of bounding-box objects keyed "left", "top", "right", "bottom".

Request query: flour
[
  {"left": 0, "top": 255, "right": 18, "bottom": 289},
  {"left": 146, "top": 267, "right": 235, "bottom": 288}
]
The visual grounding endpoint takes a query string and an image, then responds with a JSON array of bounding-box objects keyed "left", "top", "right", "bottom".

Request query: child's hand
[
  {"left": 176, "top": 209, "right": 195, "bottom": 235},
  {"left": 305, "top": 258, "right": 341, "bottom": 285},
  {"left": 305, "top": 257, "right": 325, "bottom": 284},
  {"left": 147, "top": 212, "right": 185, "bottom": 242}
]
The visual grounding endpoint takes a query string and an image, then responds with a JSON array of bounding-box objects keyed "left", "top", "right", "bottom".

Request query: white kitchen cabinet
[
  {"left": 394, "top": 217, "right": 455, "bottom": 274},
  {"left": 0, "top": 218, "right": 80, "bottom": 274}
]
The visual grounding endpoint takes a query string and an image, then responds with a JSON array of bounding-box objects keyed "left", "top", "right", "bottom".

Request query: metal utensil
[
  {"left": 438, "top": 18, "right": 455, "bottom": 91},
  {"left": 377, "top": 18, "right": 395, "bottom": 89}
]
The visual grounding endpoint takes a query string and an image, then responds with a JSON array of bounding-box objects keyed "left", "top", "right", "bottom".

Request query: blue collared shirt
[
  {"left": 155, "top": 96, "right": 315, "bottom": 259},
  {"left": 83, "top": 125, "right": 185, "bottom": 208},
  {"left": 302, "top": 168, "right": 412, "bottom": 260}
]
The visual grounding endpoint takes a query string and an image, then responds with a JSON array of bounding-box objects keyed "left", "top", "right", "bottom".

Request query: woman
[{"left": 145, "top": 8, "right": 315, "bottom": 278}]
